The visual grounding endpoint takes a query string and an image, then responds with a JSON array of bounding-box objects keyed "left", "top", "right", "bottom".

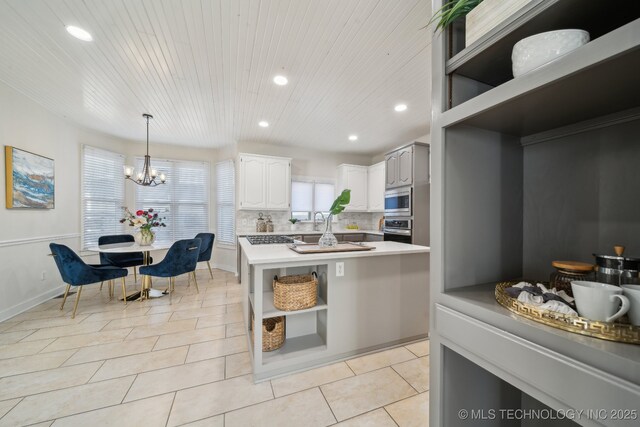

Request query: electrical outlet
[
  {"left": 336, "top": 262, "right": 344, "bottom": 277},
  {"left": 40, "top": 271, "right": 46, "bottom": 281}
]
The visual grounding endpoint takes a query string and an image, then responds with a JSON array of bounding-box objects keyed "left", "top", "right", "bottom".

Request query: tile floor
[{"left": 0, "top": 269, "right": 429, "bottom": 426}]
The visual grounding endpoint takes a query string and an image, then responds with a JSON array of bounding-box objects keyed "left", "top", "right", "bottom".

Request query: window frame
[{"left": 215, "top": 159, "right": 236, "bottom": 248}]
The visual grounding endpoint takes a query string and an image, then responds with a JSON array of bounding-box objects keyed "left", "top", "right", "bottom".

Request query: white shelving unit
[
  {"left": 249, "top": 292, "right": 328, "bottom": 319},
  {"left": 430, "top": 1, "right": 640, "bottom": 426}
]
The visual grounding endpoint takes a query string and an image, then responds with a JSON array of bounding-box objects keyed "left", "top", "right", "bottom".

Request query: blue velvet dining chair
[
  {"left": 49, "top": 243, "right": 129, "bottom": 318},
  {"left": 194, "top": 233, "right": 215, "bottom": 279},
  {"left": 98, "top": 234, "right": 151, "bottom": 283},
  {"left": 139, "top": 238, "right": 202, "bottom": 300}
]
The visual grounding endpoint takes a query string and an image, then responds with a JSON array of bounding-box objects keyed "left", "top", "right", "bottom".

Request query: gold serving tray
[{"left": 495, "top": 282, "right": 640, "bottom": 345}]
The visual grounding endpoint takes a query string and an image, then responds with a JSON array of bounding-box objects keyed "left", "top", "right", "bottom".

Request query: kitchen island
[{"left": 238, "top": 238, "right": 430, "bottom": 381}]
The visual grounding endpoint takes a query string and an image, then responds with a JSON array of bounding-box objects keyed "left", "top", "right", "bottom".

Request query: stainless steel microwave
[{"left": 384, "top": 188, "right": 411, "bottom": 216}]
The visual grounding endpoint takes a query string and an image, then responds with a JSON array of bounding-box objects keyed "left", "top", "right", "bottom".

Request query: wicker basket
[
  {"left": 251, "top": 315, "right": 285, "bottom": 351},
  {"left": 273, "top": 272, "right": 318, "bottom": 311}
]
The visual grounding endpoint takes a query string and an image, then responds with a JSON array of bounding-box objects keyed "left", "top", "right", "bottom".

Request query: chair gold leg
[
  {"left": 100, "top": 281, "right": 103, "bottom": 291},
  {"left": 133, "top": 266, "right": 137, "bottom": 283},
  {"left": 121, "top": 277, "right": 127, "bottom": 305},
  {"left": 72, "top": 286, "right": 83, "bottom": 319},
  {"left": 187, "top": 272, "right": 191, "bottom": 288},
  {"left": 192, "top": 271, "right": 199, "bottom": 294},
  {"left": 109, "top": 280, "right": 114, "bottom": 300},
  {"left": 60, "top": 284, "right": 71, "bottom": 310},
  {"left": 169, "top": 277, "right": 174, "bottom": 303},
  {"left": 207, "top": 261, "right": 213, "bottom": 279}
]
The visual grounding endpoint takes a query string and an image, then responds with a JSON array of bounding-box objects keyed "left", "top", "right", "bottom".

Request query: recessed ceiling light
[
  {"left": 258, "top": 121, "right": 269, "bottom": 128},
  {"left": 273, "top": 75, "right": 288, "bottom": 86},
  {"left": 394, "top": 104, "right": 408, "bottom": 112},
  {"left": 66, "top": 25, "right": 93, "bottom": 42},
  {"left": 348, "top": 135, "right": 358, "bottom": 141}
]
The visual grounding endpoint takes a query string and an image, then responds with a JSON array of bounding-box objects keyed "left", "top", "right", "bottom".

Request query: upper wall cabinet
[
  {"left": 238, "top": 153, "right": 291, "bottom": 210},
  {"left": 367, "top": 161, "right": 385, "bottom": 212},
  {"left": 386, "top": 146, "right": 413, "bottom": 189},
  {"left": 337, "top": 164, "right": 368, "bottom": 211},
  {"left": 385, "top": 151, "right": 398, "bottom": 188}
]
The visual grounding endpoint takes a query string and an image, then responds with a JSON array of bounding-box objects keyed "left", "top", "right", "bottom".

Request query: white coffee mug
[
  {"left": 621, "top": 285, "right": 640, "bottom": 326},
  {"left": 571, "top": 281, "right": 630, "bottom": 322}
]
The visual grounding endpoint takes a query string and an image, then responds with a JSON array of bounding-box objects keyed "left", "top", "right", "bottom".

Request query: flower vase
[
  {"left": 135, "top": 228, "right": 156, "bottom": 246},
  {"left": 318, "top": 215, "right": 338, "bottom": 248}
]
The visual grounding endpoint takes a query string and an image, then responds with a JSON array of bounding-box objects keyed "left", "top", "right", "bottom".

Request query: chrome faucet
[{"left": 313, "top": 211, "right": 325, "bottom": 231}]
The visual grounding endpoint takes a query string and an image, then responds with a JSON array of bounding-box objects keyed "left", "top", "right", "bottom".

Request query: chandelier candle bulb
[{"left": 124, "top": 113, "right": 166, "bottom": 187}]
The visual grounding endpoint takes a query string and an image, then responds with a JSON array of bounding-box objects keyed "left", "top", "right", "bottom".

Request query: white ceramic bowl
[{"left": 512, "top": 29, "right": 590, "bottom": 77}]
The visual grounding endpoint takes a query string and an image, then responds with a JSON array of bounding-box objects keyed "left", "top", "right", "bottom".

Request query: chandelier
[{"left": 123, "top": 113, "right": 166, "bottom": 187}]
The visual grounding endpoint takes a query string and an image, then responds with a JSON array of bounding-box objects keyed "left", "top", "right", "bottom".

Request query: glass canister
[
  {"left": 256, "top": 212, "right": 267, "bottom": 233},
  {"left": 550, "top": 260, "right": 595, "bottom": 293},
  {"left": 266, "top": 215, "right": 274, "bottom": 232}
]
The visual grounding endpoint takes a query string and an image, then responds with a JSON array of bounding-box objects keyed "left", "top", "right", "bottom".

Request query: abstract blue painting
[{"left": 5, "top": 146, "right": 54, "bottom": 209}]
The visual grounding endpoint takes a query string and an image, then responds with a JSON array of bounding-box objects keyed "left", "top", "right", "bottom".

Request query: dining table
[{"left": 86, "top": 241, "right": 172, "bottom": 301}]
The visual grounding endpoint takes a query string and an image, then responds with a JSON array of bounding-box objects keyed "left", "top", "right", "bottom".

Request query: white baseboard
[{"left": 0, "top": 285, "right": 66, "bottom": 322}]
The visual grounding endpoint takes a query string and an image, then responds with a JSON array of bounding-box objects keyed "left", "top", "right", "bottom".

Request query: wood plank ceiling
[{"left": 0, "top": 0, "right": 431, "bottom": 154}]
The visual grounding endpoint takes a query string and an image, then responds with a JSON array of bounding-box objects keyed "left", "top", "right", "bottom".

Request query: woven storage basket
[
  {"left": 251, "top": 315, "right": 285, "bottom": 351},
  {"left": 273, "top": 272, "right": 318, "bottom": 311}
]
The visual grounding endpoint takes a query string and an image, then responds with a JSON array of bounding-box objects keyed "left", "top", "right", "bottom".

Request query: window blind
[
  {"left": 216, "top": 160, "right": 235, "bottom": 246},
  {"left": 81, "top": 145, "right": 126, "bottom": 249},
  {"left": 135, "top": 158, "right": 210, "bottom": 245},
  {"left": 291, "top": 179, "right": 335, "bottom": 220}
]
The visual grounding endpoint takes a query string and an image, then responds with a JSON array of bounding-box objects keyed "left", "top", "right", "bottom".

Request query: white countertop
[
  {"left": 239, "top": 238, "right": 429, "bottom": 265},
  {"left": 237, "top": 229, "right": 384, "bottom": 236}
]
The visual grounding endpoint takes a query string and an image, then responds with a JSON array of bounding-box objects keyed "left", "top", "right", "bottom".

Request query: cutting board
[{"left": 287, "top": 242, "right": 375, "bottom": 254}]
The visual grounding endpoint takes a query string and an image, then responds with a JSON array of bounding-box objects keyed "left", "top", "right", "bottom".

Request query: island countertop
[{"left": 239, "top": 238, "right": 430, "bottom": 265}]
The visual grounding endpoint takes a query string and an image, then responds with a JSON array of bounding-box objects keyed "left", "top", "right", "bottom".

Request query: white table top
[
  {"left": 86, "top": 242, "right": 173, "bottom": 253},
  {"left": 239, "top": 238, "right": 429, "bottom": 265}
]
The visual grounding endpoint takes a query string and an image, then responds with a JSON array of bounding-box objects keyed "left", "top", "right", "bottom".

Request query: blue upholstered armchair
[
  {"left": 49, "top": 243, "right": 129, "bottom": 318},
  {"left": 98, "top": 234, "right": 151, "bottom": 282},
  {"left": 194, "top": 233, "right": 215, "bottom": 279},
  {"left": 139, "top": 238, "right": 202, "bottom": 299}
]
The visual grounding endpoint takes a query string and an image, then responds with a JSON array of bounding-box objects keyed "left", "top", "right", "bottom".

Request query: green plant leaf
[
  {"left": 330, "top": 189, "right": 351, "bottom": 216},
  {"left": 426, "top": 0, "right": 483, "bottom": 32}
]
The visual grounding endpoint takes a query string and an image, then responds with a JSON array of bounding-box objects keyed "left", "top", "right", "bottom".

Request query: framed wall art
[{"left": 5, "top": 146, "right": 55, "bottom": 209}]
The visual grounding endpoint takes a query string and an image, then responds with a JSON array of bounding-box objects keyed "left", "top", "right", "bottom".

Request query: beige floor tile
[
  {"left": 225, "top": 387, "right": 335, "bottom": 427},
  {"left": 91, "top": 345, "right": 188, "bottom": 382},
  {"left": 5, "top": 315, "right": 90, "bottom": 332},
  {"left": 102, "top": 312, "right": 172, "bottom": 330},
  {"left": 63, "top": 336, "right": 157, "bottom": 365},
  {"left": 167, "top": 374, "right": 273, "bottom": 426},
  {"left": 177, "top": 292, "right": 208, "bottom": 303},
  {"left": 41, "top": 328, "right": 132, "bottom": 353},
  {"left": 0, "top": 361, "right": 102, "bottom": 401},
  {"left": 321, "top": 367, "right": 416, "bottom": 421},
  {"left": 180, "top": 415, "right": 224, "bottom": 427},
  {"left": 146, "top": 300, "right": 204, "bottom": 315},
  {"left": 0, "top": 398, "right": 22, "bottom": 419},
  {"left": 226, "top": 322, "right": 245, "bottom": 337},
  {"left": 0, "top": 329, "right": 36, "bottom": 345},
  {"left": 225, "top": 351, "right": 252, "bottom": 378},
  {"left": 153, "top": 325, "right": 225, "bottom": 351},
  {"left": 81, "top": 307, "right": 150, "bottom": 323},
  {"left": 50, "top": 392, "right": 174, "bottom": 427},
  {"left": 196, "top": 311, "right": 244, "bottom": 329},
  {"left": 405, "top": 340, "right": 429, "bottom": 357},
  {"left": 226, "top": 303, "right": 243, "bottom": 313},
  {"left": 334, "top": 409, "right": 397, "bottom": 426},
  {"left": 124, "top": 357, "right": 225, "bottom": 402},
  {"left": 22, "top": 321, "right": 109, "bottom": 342},
  {"left": 385, "top": 392, "right": 429, "bottom": 427},
  {"left": 169, "top": 305, "right": 226, "bottom": 321},
  {"left": 126, "top": 318, "right": 197, "bottom": 340},
  {"left": 186, "top": 335, "right": 247, "bottom": 363},
  {"left": 0, "top": 339, "right": 55, "bottom": 360},
  {"left": 0, "top": 376, "right": 135, "bottom": 427},
  {"left": 27, "top": 422, "right": 54, "bottom": 427},
  {"left": 199, "top": 296, "right": 227, "bottom": 308},
  {"left": 0, "top": 322, "right": 20, "bottom": 333},
  {"left": 8, "top": 308, "right": 70, "bottom": 322},
  {"left": 271, "top": 362, "right": 354, "bottom": 398},
  {"left": 0, "top": 349, "right": 75, "bottom": 377},
  {"left": 346, "top": 347, "right": 416, "bottom": 375},
  {"left": 392, "top": 356, "right": 429, "bottom": 393}
]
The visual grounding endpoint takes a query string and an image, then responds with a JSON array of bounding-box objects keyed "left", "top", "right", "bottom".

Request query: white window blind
[
  {"left": 81, "top": 145, "right": 125, "bottom": 250},
  {"left": 135, "top": 158, "right": 209, "bottom": 245},
  {"left": 216, "top": 160, "right": 235, "bottom": 246},
  {"left": 291, "top": 179, "right": 335, "bottom": 221}
]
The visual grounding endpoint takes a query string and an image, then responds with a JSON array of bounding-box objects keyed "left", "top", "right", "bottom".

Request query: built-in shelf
[
  {"left": 441, "top": 283, "right": 640, "bottom": 384},
  {"left": 262, "top": 333, "right": 327, "bottom": 365},
  {"left": 440, "top": 18, "right": 640, "bottom": 136},
  {"left": 445, "top": 0, "right": 640, "bottom": 86},
  {"left": 249, "top": 292, "right": 328, "bottom": 319}
]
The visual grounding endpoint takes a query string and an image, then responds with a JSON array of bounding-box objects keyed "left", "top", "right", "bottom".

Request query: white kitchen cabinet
[
  {"left": 337, "top": 164, "right": 368, "bottom": 211},
  {"left": 385, "top": 151, "right": 398, "bottom": 188},
  {"left": 238, "top": 153, "right": 291, "bottom": 210},
  {"left": 367, "top": 161, "right": 385, "bottom": 212}
]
